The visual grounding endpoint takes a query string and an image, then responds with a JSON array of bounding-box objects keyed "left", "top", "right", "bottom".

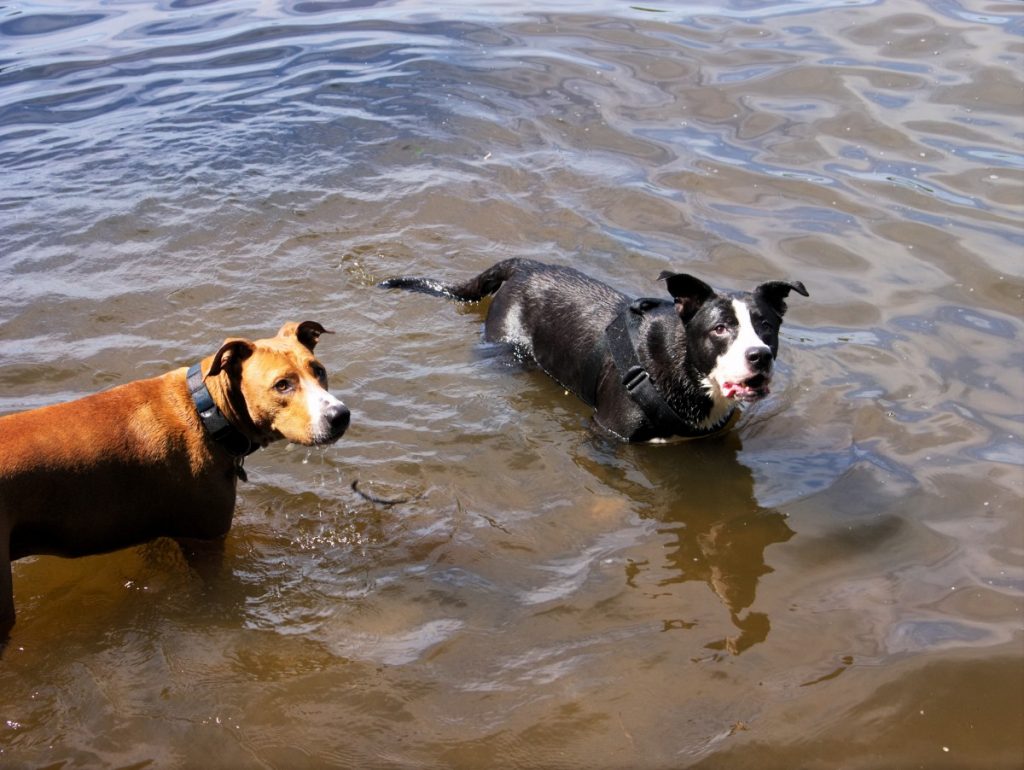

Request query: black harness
[
  {"left": 604, "top": 299, "right": 736, "bottom": 440},
  {"left": 186, "top": 363, "right": 258, "bottom": 479}
]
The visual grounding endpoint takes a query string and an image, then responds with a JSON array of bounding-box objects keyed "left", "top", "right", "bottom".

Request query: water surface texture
[{"left": 1, "top": 1, "right": 1022, "bottom": 768}]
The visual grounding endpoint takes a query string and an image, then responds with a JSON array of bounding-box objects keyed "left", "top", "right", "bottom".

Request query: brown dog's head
[{"left": 205, "top": 321, "right": 349, "bottom": 446}]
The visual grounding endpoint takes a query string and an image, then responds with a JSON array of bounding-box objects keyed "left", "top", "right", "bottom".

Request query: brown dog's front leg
[
  {"left": 174, "top": 536, "right": 228, "bottom": 585},
  {"left": 0, "top": 534, "right": 14, "bottom": 644}
]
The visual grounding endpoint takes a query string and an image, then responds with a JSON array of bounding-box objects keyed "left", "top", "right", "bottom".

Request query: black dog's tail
[{"left": 379, "top": 258, "right": 525, "bottom": 302}]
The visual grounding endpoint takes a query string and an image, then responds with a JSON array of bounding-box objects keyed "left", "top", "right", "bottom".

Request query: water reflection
[{"left": 577, "top": 432, "right": 794, "bottom": 655}]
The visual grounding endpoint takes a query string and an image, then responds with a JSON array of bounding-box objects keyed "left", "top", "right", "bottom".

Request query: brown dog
[{"left": 0, "top": 321, "right": 350, "bottom": 640}]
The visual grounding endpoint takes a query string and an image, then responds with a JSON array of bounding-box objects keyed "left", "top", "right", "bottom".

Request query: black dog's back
[
  {"left": 380, "top": 258, "right": 625, "bottom": 316},
  {"left": 381, "top": 259, "right": 627, "bottom": 401}
]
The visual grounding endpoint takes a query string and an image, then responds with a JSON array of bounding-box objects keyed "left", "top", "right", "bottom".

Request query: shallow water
[{"left": 1, "top": 0, "right": 1022, "bottom": 767}]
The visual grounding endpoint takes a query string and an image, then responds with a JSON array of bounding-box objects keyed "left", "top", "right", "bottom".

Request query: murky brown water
[{"left": 1, "top": 1, "right": 1022, "bottom": 767}]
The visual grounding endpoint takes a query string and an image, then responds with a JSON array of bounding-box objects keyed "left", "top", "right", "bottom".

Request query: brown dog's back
[{"left": 0, "top": 370, "right": 235, "bottom": 561}]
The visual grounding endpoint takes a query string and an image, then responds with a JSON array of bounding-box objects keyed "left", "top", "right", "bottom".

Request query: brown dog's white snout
[
  {"left": 300, "top": 388, "right": 350, "bottom": 445},
  {"left": 322, "top": 401, "right": 351, "bottom": 441}
]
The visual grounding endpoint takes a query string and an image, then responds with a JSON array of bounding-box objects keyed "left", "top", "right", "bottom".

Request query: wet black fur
[{"left": 381, "top": 258, "right": 806, "bottom": 441}]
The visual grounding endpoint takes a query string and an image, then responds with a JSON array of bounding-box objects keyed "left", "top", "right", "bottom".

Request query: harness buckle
[{"left": 622, "top": 365, "right": 649, "bottom": 392}]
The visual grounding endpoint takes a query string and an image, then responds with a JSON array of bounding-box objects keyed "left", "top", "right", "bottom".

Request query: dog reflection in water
[{"left": 581, "top": 431, "right": 794, "bottom": 656}]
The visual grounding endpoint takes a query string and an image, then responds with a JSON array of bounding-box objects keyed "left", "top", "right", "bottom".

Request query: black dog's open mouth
[{"left": 722, "top": 374, "right": 771, "bottom": 402}]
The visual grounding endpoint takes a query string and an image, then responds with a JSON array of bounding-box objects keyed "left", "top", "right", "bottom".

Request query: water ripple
[
  {"left": 1, "top": 12, "right": 105, "bottom": 37},
  {"left": 2, "top": 3, "right": 1022, "bottom": 767}
]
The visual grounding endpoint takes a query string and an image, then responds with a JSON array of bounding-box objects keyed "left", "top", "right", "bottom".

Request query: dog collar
[
  {"left": 186, "top": 363, "right": 259, "bottom": 462},
  {"left": 605, "top": 299, "right": 737, "bottom": 440}
]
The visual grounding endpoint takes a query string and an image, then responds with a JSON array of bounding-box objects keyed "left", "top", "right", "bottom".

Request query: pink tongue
[
  {"left": 723, "top": 381, "right": 769, "bottom": 399},
  {"left": 723, "top": 382, "right": 742, "bottom": 398}
]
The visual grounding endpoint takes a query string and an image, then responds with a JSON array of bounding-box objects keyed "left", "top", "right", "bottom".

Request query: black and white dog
[{"left": 381, "top": 258, "right": 807, "bottom": 442}]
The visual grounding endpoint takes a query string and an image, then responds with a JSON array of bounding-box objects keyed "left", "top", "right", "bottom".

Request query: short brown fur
[{"left": 0, "top": 321, "right": 348, "bottom": 641}]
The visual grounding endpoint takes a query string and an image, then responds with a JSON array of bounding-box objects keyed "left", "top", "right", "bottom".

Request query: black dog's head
[{"left": 659, "top": 271, "right": 808, "bottom": 404}]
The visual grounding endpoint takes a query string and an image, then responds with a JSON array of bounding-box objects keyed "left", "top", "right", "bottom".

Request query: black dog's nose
[
  {"left": 326, "top": 403, "right": 351, "bottom": 436},
  {"left": 745, "top": 347, "right": 773, "bottom": 369}
]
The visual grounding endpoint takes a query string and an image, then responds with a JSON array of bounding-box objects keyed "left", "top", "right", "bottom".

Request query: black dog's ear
[
  {"left": 754, "top": 281, "right": 809, "bottom": 317},
  {"left": 659, "top": 271, "right": 716, "bottom": 323}
]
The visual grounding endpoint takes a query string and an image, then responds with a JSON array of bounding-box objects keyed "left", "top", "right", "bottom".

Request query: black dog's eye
[
  {"left": 274, "top": 378, "right": 293, "bottom": 394},
  {"left": 711, "top": 324, "right": 729, "bottom": 336}
]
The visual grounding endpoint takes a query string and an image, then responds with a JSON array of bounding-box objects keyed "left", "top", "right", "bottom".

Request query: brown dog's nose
[{"left": 327, "top": 403, "right": 350, "bottom": 437}]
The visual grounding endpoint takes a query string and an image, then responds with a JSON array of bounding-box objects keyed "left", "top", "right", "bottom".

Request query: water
[{"left": 1, "top": 1, "right": 1022, "bottom": 767}]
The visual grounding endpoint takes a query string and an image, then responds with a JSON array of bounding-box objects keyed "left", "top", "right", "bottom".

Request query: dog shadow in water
[{"left": 576, "top": 430, "right": 794, "bottom": 656}]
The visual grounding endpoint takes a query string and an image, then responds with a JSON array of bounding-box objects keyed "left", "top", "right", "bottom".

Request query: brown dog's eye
[
  {"left": 311, "top": 363, "right": 327, "bottom": 381},
  {"left": 274, "top": 378, "right": 293, "bottom": 394}
]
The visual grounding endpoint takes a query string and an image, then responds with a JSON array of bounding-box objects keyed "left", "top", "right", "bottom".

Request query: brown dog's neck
[{"left": 191, "top": 359, "right": 268, "bottom": 454}]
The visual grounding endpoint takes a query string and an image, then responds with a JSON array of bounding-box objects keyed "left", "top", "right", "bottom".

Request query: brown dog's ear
[
  {"left": 206, "top": 338, "right": 255, "bottom": 378},
  {"left": 659, "top": 271, "right": 716, "bottom": 323},
  {"left": 754, "top": 281, "right": 809, "bottom": 317},
  {"left": 278, "top": 321, "right": 334, "bottom": 352}
]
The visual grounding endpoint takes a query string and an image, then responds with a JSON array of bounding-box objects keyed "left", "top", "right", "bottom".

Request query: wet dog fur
[{"left": 381, "top": 258, "right": 807, "bottom": 441}]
